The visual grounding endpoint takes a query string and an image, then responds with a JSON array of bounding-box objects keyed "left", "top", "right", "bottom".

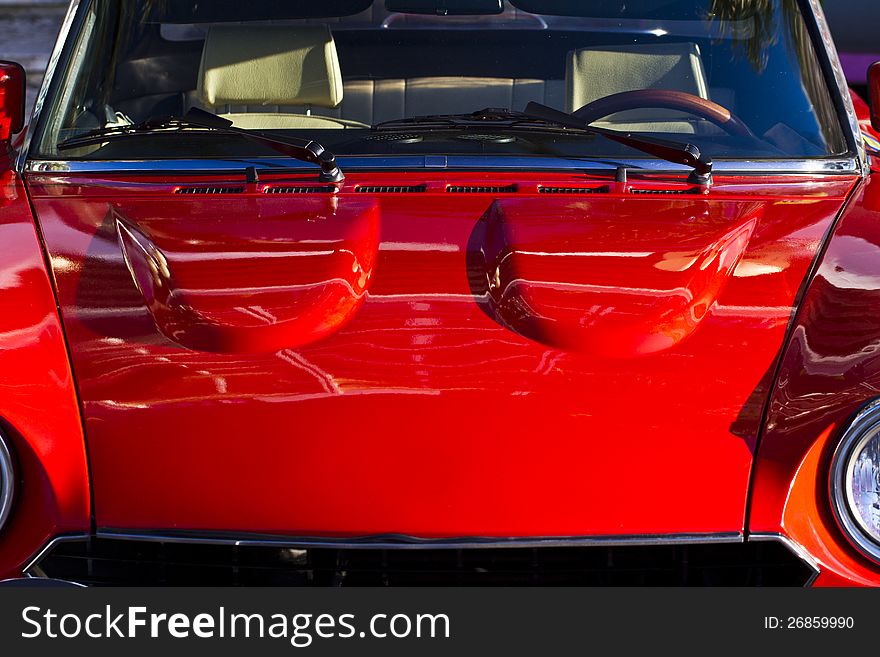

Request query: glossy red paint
[
  {"left": 26, "top": 170, "right": 855, "bottom": 541},
  {"left": 0, "top": 161, "right": 90, "bottom": 580},
  {"left": 750, "top": 173, "right": 880, "bottom": 586},
  {"left": 850, "top": 89, "right": 880, "bottom": 172}
]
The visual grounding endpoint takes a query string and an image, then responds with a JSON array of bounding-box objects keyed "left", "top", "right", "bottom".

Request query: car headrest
[
  {"left": 566, "top": 42, "right": 708, "bottom": 113},
  {"left": 198, "top": 25, "right": 343, "bottom": 108}
]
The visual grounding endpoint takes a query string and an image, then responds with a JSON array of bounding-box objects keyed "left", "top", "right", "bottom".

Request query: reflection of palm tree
[
  {"left": 708, "top": 0, "right": 812, "bottom": 72},
  {"left": 709, "top": 0, "right": 779, "bottom": 72},
  {"left": 710, "top": 0, "right": 839, "bottom": 146}
]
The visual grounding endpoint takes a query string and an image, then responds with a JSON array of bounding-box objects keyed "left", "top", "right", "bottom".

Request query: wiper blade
[
  {"left": 375, "top": 105, "right": 713, "bottom": 185},
  {"left": 374, "top": 107, "right": 546, "bottom": 130},
  {"left": 57, "top": 108, "right": 344, "bottom": 183},
  {"left": 523, "top": 102, "right": 712, "bottom": 185}
]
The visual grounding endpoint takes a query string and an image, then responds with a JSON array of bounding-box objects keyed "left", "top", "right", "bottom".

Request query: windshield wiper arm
[
  {"left": 57, "top": 108, "right": 344, "bottom": 183},
  {"left": 375, "top": 105, "right": 713, "bottom": 185},
  {"left": 523, "top": 102, "right": 712, "bottom": 185}
]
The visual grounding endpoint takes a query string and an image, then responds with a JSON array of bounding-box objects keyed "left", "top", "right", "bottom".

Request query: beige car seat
[
  {"left": 197, "top": 25, "right": 367, "bottom": 129},
  {"left": 566, "top": 42, "right": 710, "bottom": 133}
]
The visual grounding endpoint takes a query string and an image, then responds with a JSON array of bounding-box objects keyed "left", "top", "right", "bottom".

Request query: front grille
[{"left": 31, "top": 537, "right": 815, "bottom": 587}]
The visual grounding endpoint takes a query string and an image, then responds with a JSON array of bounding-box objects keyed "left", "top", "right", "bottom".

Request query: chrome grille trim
[
  {"left": 91, "top": 530, "right": 745, "bottom": 550},
  {"left": 748, "top": 533, "right": 821, "bottom": 586}
]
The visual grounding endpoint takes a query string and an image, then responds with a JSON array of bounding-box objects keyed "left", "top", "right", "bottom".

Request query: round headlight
[
  {"left": 831, "top": 400, "right": 880, "bottom": 562},
  {"left": 0, "top": 434, "right": 13, "bottom": 533}
]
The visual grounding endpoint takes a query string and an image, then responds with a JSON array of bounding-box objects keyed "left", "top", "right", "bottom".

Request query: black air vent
[
  {"left": 539, "top": 186, "right": 609, "bottom": 194},
  {"left": 630, "top": 187, "right": 699, "bottom": 195},
  {"left": 175, "top": 186, "right": 245, "bottom": 195},
  {"left": 356, "top": 185, "right": 427, "bottom": 193},
  {"left": 447, "top": 184, "right": 518, "bottom": 194},
  {"left": 264, "top": 186, "right": 336, "bottom": 194}
]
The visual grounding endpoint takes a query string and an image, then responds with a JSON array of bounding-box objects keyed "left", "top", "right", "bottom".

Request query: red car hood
[{"left": 28, "top": 172, "right": 856, "bottom": 539}]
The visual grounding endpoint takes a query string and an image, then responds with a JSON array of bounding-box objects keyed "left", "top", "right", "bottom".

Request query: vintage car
[{"left": 1, "top": 0, "right": 880, "bottom": 587}]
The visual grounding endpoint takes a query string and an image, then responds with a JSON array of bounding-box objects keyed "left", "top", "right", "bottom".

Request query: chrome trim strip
[
  {"left": 90, "top": 530, "right": 743, "bottom": 551},
  {"left": 24, "top": 156, "right": 862, "bottom": 176},
  {"left": 828, "top": 398, "right": 880, "bottom": 565},
  {"left": 0, "top": 433, "right": 14, "bottom": 534},
  {"left": 748, "top": 533, "right": 821, "bottom": 586},
  {"left": 16, "top": 0, "right": 83, "bottom": 174},
  {"left": 804, "top": 0, "right": 866, "bottom": 175}
]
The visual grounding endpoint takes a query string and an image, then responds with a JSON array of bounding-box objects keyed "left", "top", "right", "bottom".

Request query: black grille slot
[
  {"left": 630, "top": 187, "right": 699, "bottom": 195},
  {"left": 175, "top": 186, "right": 245, "bottom": 195},
  {"left": 539, "top": 186, "right": 609, "bottom": 194},
  {"left": 264, "top": 186, "right": 336, "bottom": 194},
  {"left": 174, "top": 187, "right": 244, "bottom": 194},
  {"left": 447, "top": 185, "right": 518, "bottom": 194},
  {"left": 356, "top": 185, "right": 427, "bottom": 193},
  {"left": 32, "top": 537, "right": 815, "bottom": 587}
]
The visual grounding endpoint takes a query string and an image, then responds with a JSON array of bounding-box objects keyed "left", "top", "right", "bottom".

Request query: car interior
[
  {"left": 191, "top": 23, "right": 715, "bottom": 134},
  {"left": 104, "top": 6, "right": 731, "bottom": 135}
]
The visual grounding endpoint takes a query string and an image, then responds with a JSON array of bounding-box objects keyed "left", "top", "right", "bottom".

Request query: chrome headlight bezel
[
  {"left": 830, "top": 400, "right": 880, "bottom": 563},
  {"left": 0, "top": 433, "right": 14, "bottom": 534}
]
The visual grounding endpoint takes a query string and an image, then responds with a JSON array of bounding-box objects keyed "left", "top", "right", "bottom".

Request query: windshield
[{"left": 33, "top": 0, "right": 848, "bottom": 164}]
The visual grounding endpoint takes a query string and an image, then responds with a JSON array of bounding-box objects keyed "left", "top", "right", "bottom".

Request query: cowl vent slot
[
  {"left": 630, "top": 187, "right": 699, "bottom": 195},
  {"left": 447, "top": 184, "right": 518, "bottom": 194},
  {"left": 539, "top": 186, "right": 609, "bottom": 194},
  {"left": 356, "top": 185, "right": 427, "bottom": 193},
  {"left": 175, "top": 186, "right": 245, "bottom": 195},
  {"left": 264, "top": 186, "right": 336, "bottom": 194}
]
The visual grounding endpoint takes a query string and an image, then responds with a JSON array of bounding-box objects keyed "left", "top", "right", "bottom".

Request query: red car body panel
[
  {"left": 738, "top": 93, "right": 880, "bottom": 587},
  {"left": 25, "top": 171, "right": 856, "bottom": 541},
  {"left": 0, "top": 160, "right": 90, "bottom": 580},
  {"left": 751, "top": 172, "right": 880, "bottom": 587}
]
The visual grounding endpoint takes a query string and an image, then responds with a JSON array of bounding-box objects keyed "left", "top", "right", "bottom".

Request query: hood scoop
[
  {"left": 476, "top": 198, "right": 759, "bottom": 357},
  {"left": 115, "top": 197, "right": 379, "bottom": 353}
]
